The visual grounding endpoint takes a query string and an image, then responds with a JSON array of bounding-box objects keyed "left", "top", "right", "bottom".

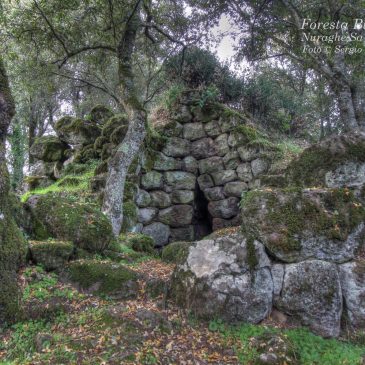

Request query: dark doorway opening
[{"left": 193, "top": 183, "right": 213, "bottom": 240}]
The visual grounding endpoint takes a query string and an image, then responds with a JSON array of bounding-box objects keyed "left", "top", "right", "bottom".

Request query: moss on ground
[
  {"left": 66, "top": 260, "right": 139, "bottom": 297},
  {"left": 121, "top": 233, "right": 155, "bottom": 254}
]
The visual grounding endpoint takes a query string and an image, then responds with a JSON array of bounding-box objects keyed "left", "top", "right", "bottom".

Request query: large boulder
[
  {"left": 63, "top": 260, "right": 139, "bottom": 299},
  {"left": 30, "top": 136, "right": 69, "bottom": 162},
  {"left": 339, "top": 260, "right": 365, "bottom": 329},
  {"left": 27, "top": 194, "right": 113, "bottom": 253},
  {"left": 274, "top": 260, "right": 342, "bottom": 338},
  {"left": 170, "top": 231, "right": 273, "bottom": 323},
  {"left": 142, "top": 222, "right": 170, "bottom": 247},
  {"left": 29, "top": 240, "right": 74, "bottom": 271},
  {"left": 55, "top": 117, "right": 101, "bottom": 147},
  {"left": 89, "top": 105, "right": 114, "bottom": 126},
  {"left": 241, "top": 187, "right": 365, "bottom": 263},
  {"left": 286, "top": 130, "right": 365, "bottom": 187}
]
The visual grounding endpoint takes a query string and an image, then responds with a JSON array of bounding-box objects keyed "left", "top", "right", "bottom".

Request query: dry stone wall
[
  {"left": 24, "top": 94, "right": 274, "bottom": 247},
  {"left": 136, "top": 94, "right": 273, "bottom": 246}
]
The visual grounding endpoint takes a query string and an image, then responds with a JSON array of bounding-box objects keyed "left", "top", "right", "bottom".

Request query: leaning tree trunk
[
  {"left": 0, "top": 57, "right": 26, "bottom": 325},
  {"left": 102, "top": 2, "right": 146, "bottom": 235},
  {"left": 334, "top": 82, "right": 359, "bottom": 131}
]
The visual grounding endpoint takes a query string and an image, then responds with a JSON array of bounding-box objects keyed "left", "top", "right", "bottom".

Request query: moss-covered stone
[
  {"left": 89, "top": 105, "right": 114, "bottom": 126},
  {"left": 73, "top": 144, "right": 99, "bottom": 164},
  {"left": 94, "top": 160, "right": 109, "bottom": 176},
  {"left": 241, "top": 187, "right": 365, "bottom": 263},
  {"left": 102, "top": 114, "right": 129, "bottom": 140},
  {"left": 121, "top": 201, "right": 138, "bottom": 232},
  {"left": 30, "top": 136, "right": 69, "bottom": 162},
  {"left": 161, "top": 241, "right": 191, "bottom": 263},
  {"left": 28, "top": 194, "right": 113, "bottom": 253},
  {"left": 55, "top": 118, "right": 101, "bottom": 146},
  {"left": 24, "top": 176, "right": 54, "bottom": 190},
  {"left": 124, "top": 233, "right": 155, "bottom": 254},
  {"left": 286, "top": 130, "right": 365, "bottom": 187},
  {"left": 64, "top": 260, "right": 139, "bottom": 298},
  {"left": 29, "top": 240, "right": 74, "bottom": 271},
  {"left": 94, "top": 136, "right": 108, "bottom": 152}
]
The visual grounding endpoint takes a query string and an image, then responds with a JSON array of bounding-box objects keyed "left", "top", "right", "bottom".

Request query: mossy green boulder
[
  {"left": 29, "top": 240, "right": 74, "bottom": 271},
  {"left": 64, "top": 260, "right": 139, "bottom": 298},
  {"left": 27, "top": 194, "right": 113, "bottom": 253},
  {"left": 123, "top": 233, "right": 155, "bottom": 254},
  {"left": 102, "top": 114, "right": 129, "bottom": 141},
  {"left": 241, "top": 187, "right": 365, "bottom": 263},
  {"left": 29, "top": 136, "right": 69, "bottom": 162},
  {"left": 286, "top": 130, "right": 365, "bottom": 187},
  {"left": 55, "top": 117, "right": 101, "bottom": 146},
  {"left": 89, "top": 105, "right": 114, "bottom": 126},
  {"left": 161, "top": 241, "right": 191, "bottom": 263}
]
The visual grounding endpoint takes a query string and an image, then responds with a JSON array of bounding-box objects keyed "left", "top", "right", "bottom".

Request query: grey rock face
[
  {"left": 183, "top": 156, "right": 198, "bottom": 173},
  {"left": 135, "top": 189, "right": 151, "bottom": 208},
  {"left": 156, "top": 120, "right": 183, "bottom": 137},
  {"left": 236, "top": 163, "right": 253, "bottom": 181},
  {"left": 138, "top": 208, "right": 158, "bottom": 224},
  {"left": 170, "top": 226, "right": 195, "bottom": 242},
  {"left": 238, "top": 146, "right": 261, "bottom": 162},
  {"left": 241, "top": 188, "right": 365, "bottom": 263},
  {"left": 170, "top": 233, "right": 273, "bottom": 323},
  {"left": 219, "top": 115, "right": 241, "bottom": 133},
  {"left": 325, "top": 162, "right": 365, "bottom": 188},
  {"left": 223, "top": 151, "right": 241, "bottom": 169},
  {"left": 339, "top": 261, "right": 365, "bottom": 329},
  {"left": 142, "top": 222, "right": 170, "bottom": 247},
  {"left": 141, "top": 171, "right": 163, "bottom": 190},
  {"left": 208, "top": 197, "right": 239, "bottom": 218},
  {"left": 183, "top": 122, "right": 206, "bottom": 140},
  {"left": 251, "top": 158, "right": 269, "bottom": 177},
  {"left": 171, "top": 190, "right": 194, "bottom": 204},
  {"left": 158, "top": 205, "right": 194, "bottom": 227},
  {"left": 197, "top": 174, "right": 214, "bottom": 190},
  {"left": 191, "top": 138, "right": 218, "bottom": 159},
  {"left": 215, "top": 134, "right": 230, "bottom": 156},
  {"left": 198, "top": 156, "right": 224, "bottom": 174},
  {"left": 204, "top": 120, "right": 221, "bottom": 137},
  {"left": 211, "top": 170, "right": 237, "bottom": 185},
  {"left": 224, "top": 181, "right": 248, "bottom": 197},
  {"left": 275, "top": 260, "right": 342, "bottom": 338},
  {"left": 164, "top": 171, "right": 196, "bottom": 190},
  {"left": 163, "top": 137, "right": 190, "bottom": 157},
  {"left": 204, "top": 187, "right": 225, "bottom": 201},
  {"left": 153, "top": 152, "right": 183, "bottom": 171},
  {"left": 172, "top": 105, "right": 192, "bottom": 123},
  {"left": 150, "top": 191, "right": 171, "bottom": 208}
]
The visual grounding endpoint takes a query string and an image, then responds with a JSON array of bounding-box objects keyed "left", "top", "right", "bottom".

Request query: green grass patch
[
  {"left": 21, "top": 171, "right": 94, "bottom": 203},
  {"left": 210, "top": 321, "right": 365, "bottom": 365}
]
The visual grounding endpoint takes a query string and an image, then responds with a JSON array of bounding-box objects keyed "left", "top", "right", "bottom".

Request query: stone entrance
[{"left": 136, "top": 93, "right": 274, "bottom": 246}]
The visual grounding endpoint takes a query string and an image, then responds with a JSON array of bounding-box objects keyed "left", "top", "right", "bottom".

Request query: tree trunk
[
  {"left": 0, "top": 57, "right": 26, "bottom": 325},
  {"left": 334, "top": 83, "right": 359, "bottom": 131},
  {"left": 351, "top": 85, "right": 365, "bottom": 129},
  {"left": 102, "top": 1, "right": 146, "bottom": 236}
]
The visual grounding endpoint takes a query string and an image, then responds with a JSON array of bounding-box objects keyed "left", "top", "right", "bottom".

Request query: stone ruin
[{"left": 26, "top": 90, "right": 276, "bottom": 247}]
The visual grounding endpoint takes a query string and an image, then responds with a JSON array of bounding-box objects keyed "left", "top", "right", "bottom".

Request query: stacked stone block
[{"left": 136, "top": 96, "right": 272, "bottom": 245}]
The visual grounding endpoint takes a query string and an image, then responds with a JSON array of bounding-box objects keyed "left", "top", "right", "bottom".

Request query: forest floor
[{"left": 0, "top": 258, "right": 364, "bottom": 365}]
